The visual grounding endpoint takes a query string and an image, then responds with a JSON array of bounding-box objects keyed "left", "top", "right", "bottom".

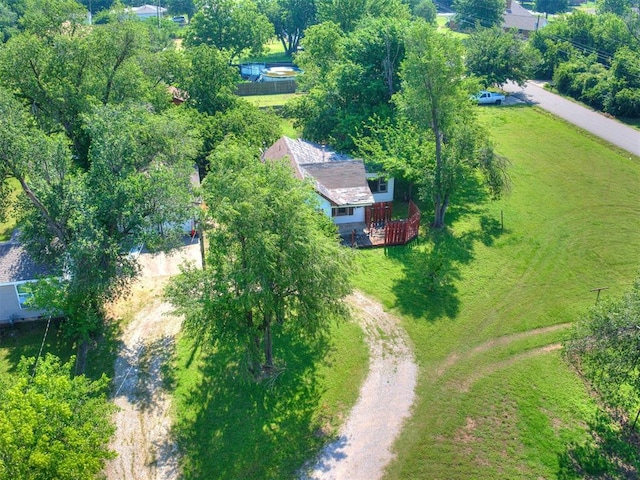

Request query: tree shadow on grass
[
  {"left": 174, "top": 328, "right": 331, "bottom": 480},
  {"left": 0, "top": 316, "right": 118, "bottom": 380},
  {"left": 386, "top": 211, "right": 505, "bottom": 322},
  {"left": 385, "top": 170, "right": 507, "bottom": 321},
  {"left": 558, "top": 409, "right": 640, "bottom": 479}
]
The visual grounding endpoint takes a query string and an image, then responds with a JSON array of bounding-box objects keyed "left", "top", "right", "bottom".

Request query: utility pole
[{"left": 157, "top": 0, "right": 161, "bottom": 28}]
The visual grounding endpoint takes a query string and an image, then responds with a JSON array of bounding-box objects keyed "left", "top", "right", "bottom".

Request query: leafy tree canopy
[
  {"left": 390, "top": 20, "right": 508, "bottom": 227},
  {"left": 597, "top": 0, "right": 632, "bottom": 15},
  {"left": 288, "top": 15, "right": 409, "bottom": 150},
  {"left": 464, "top": 26, "right": 541, "bottom": 87},
  {"left": 177, "top": 43, "right": 240, "bottom": 115},
  {"left": 453, "top": 0, "right": 504, "bottom": 30},
  {"left": 0, "top": 17, "right": 175, "bottom": 165},
  {"left": 166, "top": 140, "right": 352, "bottom": 376},
  {"left": 0, "top": 93, "right": 201, "bottom": 342},
  {"left": 535, "top": 0, "right": 568, "bottom": 14},
  {"left": 257, "top": 0, "right": 317, "bottom": 55},
  {"left": 0, "top": 354, "right": 116, "bottom": 480},
  {"left": 565, "top": 278, "right": 640, "bottom": 429},
  {"left": 185, "top": 0, "right": 273, "bottom": 60}
]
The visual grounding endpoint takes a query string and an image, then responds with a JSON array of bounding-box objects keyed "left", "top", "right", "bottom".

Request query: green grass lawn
[
  {"left": 245, "top": 92, "right": 301, "bottom": 109},
  {"left": 171, "top": 315, "right": 368, "bottom": 479},
  {"left": 353, "top": 105, "right": 640, "bottom": 478},
  {"left": 239, "top": 39, "right": 293, "bottom": 64}
]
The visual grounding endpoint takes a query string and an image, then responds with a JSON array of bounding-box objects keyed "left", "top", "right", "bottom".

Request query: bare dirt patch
[
  {"left": 435, "top": 323, "right": 571, "bottom": 378},
  {"left": 104, "top": 243, "right": 200, "bottom": 480},
  {"left": 453, "top": 343, "right": 563, "bottom": 393},
  {"left": 301, "top": 291, "right": 418, "bottom": 480}
]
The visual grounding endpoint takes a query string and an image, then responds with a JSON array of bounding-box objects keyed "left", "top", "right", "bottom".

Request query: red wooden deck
[{"left": 339, "top": 201, "right": 421, "bottom": 248}]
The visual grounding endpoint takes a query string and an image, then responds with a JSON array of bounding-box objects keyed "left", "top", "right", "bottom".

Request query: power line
[{"left": 31, "top": 316, "right": 52, "bottom": 380}]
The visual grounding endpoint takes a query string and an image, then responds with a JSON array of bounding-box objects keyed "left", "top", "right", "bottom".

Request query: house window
[
  {"left": 332, "top": 207, "right": 354, "bottom": 217},
  {"left": 15, "top": 283, "right": 34, "bottom": 309},
  {"left": 368, "top": 178, "right": 387, "bottom": 193}
]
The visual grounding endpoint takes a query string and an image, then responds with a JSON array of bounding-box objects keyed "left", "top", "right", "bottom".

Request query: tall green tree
[
  {"left": 0, "top": 18, "right": 169, "bottom": 166},
  {"left": 178, "top": 44, "right": 240, "bottom": 115},
  {"left": 0, "top": 354, "right": 116, "bottom": 480},
  {"left": 185, "top": 0, "right": 273, "bottom": 60},
  {"left": 288, "top": 16, "right": 408, "bottom": 150},
  {"left": 597, "top": 0, "right": 631, "bottom": 15},
  {"left": 564, "top": 278, "right": 640, "bottom": 429},
  {"left": 535, "top": 0, "right": 568, "bottom": 14},
  {"left": 395, "top": 21, "right": 507, "bottom": 228},
  {"left": 257, "top": 0, "right": 316, "bottom": 55},
  {"left": 464, "top": 26, "right": 540, "bottom": 87},
  {"left": 453, "top": 0, "right": 504, "bottom": 30},
  {"left": 316, "top": 0, "right": 366, "bottom": 32},
  {"left": 166, "top": 140, "right": 352, "bottom": 376},
  {"left": 0, "top": 95, "right": 200, "bottom": 344},
  {"left": 0, "top": 0, "right": 18, "bottom": 42},
  {"left": 18, "top": 0, "right": 86, "bottom": 38}
]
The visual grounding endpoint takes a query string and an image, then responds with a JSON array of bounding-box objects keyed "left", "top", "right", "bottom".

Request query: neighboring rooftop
[
  {"left": 0, "top": 238, "right": 50, "bottom": 284},
  {"left": 504, "top": 0, "right": 547, "bottom": 32}
]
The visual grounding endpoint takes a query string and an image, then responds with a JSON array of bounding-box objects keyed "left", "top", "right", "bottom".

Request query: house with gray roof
[
  {"left": 128, "top": 4, "right": 167, "bottom": 20},
  {"left": 504, "top": 0, "right": 547, "bottom": 36},
  {"left": 0, "top": 235, "right": 51, "bottom": 323},
  {"left": 262, "top": 137, "right": 394, "bottom": 226}
]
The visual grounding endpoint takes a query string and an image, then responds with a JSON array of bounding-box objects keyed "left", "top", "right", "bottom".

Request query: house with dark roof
[
  {"left": 0, "top": 235, "right": 52, "bottom": 323},
  {"left": 262, "top": 137, "right": 394, "bottom": 226}
]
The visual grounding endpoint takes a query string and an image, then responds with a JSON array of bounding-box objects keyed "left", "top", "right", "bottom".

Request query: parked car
[
  {"left": 474, "top": 91, "right": 506, "bottom": 105},
  {"left": 172, "top": 15, "right": 187, "bottom": 26}
]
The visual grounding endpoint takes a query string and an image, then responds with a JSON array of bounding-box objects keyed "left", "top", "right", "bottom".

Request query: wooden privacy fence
[
  {"left": 384, "top": 201, "right": 421, "bottom": 246},
  {"left": 236, "top": 80, "right": 297, "bottom": 96},
  {"left": 365, "top": 201, "right": 393, "bottom": 226}
]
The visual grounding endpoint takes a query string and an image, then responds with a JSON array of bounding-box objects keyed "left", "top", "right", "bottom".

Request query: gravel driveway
[{"left": 301, "top": 291, "right": 418, "bottom": 480}]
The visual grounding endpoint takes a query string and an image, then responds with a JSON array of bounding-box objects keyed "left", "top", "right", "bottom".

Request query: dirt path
[
  {"left": 104, "top": 243, "right": 201, "bottom": 480},
  {"left": 103, "top": 280, "right": 182, "bottom": 480},
  {"left": 302, "top": 291, "right": 418, "bottom": 480}
]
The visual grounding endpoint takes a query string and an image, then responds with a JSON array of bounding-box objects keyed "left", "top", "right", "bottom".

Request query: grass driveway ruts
[{"left": 353, "top": 105, "right": 640, "bottom": 479}]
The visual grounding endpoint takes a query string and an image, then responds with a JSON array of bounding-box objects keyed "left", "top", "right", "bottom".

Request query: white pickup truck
[{"left": 475, "top": 91, "right": 506, "bottom": 105}]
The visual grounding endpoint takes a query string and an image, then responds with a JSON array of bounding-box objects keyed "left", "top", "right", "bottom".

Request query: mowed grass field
[{"left": 353, "top": 105, "right": 640, "bottom": 478}]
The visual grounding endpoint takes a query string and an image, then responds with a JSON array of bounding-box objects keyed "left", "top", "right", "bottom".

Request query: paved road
[{"left": 503, "top": 81, "right": 640, "bottom": 157}]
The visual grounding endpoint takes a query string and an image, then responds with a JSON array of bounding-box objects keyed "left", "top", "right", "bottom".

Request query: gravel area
[
  {"left": 302, "top": 291, "right": 418, "bottom": 480},
  {"left": 104, "top": 243, "right": 201, "bottom": 480},
  {"left": 103, "top": 241, "right": 416, "bottom": 480}
]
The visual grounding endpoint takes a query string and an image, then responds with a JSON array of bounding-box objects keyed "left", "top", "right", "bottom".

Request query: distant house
[
  {"left": 504, "top": 0, "right": 547, "bottom": 36},
  {"left": 262, "top": 137, "right": 394, "bottom": 226},
  {"left": 0, "top": 236, "right": 51, "bottom": 324},
  {"left": 129, "top": 4, "right": 167, "bottom": 21}
]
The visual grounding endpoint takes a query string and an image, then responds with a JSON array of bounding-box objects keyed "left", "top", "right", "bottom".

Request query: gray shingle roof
[
  {"left": 504, "top": 1, "right": 546, "bottom": 32},
  {"left": 0, "top": 241, "right": 50, "bottom": 284},
  {"left": 263, "top": 137, "right": 375, "bottom": 206}
]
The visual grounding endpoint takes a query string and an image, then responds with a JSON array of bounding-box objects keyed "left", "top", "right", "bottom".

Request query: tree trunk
[
  {"left": 432, "top": 195, "right": 449, "bottom": 229},
  {"left": 264, "top": 320, "right": 273, "bottom": 370},
  {"left": 632, "top": 406, "right": 640, "bottom": 430},
  {"left": 246, "top": 310, "right": 261, "bottom": 376},
  {"left": 198, "top": 226, "right": 206, "bottom": 271}
]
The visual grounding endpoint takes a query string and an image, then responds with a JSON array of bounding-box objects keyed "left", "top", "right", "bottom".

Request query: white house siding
[
  {"left": 373, "top": 178, "right": 395, "bottom": 203},
  {"left": 332, "top": 206, "right": 366, "bottom": 224},
  {"left": 0, "top": 284, "right": 43, "bottom": 323},
  {"left": 316, "top": 195, "right": 366, "bottom": 224}
]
